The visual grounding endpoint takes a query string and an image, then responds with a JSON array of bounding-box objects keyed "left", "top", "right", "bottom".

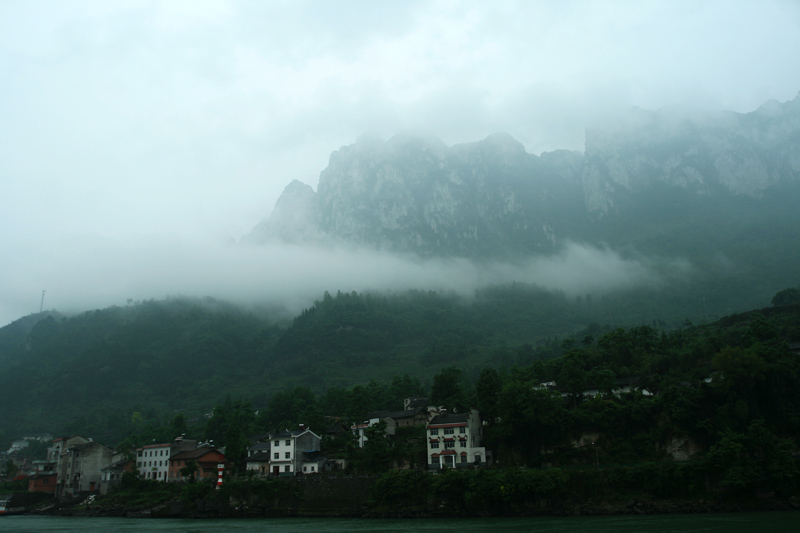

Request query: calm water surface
[{"left": 1, "top": 513, "right": 797, "bottom": 533}]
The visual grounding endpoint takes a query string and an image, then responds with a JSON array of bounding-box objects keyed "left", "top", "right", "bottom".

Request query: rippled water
[{"left": 2, "top": 512, "right": 798, "bottom": 533}]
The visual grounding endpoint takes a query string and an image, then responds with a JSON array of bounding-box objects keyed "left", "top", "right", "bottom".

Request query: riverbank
[
  {"left": 12, "top": 462, "right": 800, "bottom": 520},
  {"left": 20, "top": 485, "right": 800, "bottom": 519}
]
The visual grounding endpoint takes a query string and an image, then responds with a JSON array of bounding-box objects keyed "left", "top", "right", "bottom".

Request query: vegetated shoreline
[{"left": 21, "top": 474, "right": 800, "bottom": 519}]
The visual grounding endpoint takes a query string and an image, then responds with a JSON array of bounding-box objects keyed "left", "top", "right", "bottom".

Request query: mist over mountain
[
  {"left": 4, "top": 94, "right": 800, "bottom": 447},
  {"left": 247, "top": 93, "right": 800, "bottom": 263}
]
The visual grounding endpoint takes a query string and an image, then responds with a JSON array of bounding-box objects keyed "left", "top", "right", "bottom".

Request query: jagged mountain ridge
[{"left": 246, "top": 93, "right": 800, "bottom": 258}]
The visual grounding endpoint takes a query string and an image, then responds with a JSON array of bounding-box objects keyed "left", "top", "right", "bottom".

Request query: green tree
[
  {"left": 360, "top": 421, "right": 393, "bottom": 473},
  {"left": 388, "top": 374, "right": 425, "bottom": 409},
  {"left": 495, "top": 380, "right": 570, "bottom": 466},
  {"left": 771, "top": 286, "right": 800, "bottom": 307},
  {"left": 4, "top": 459, "right": 19, "bottom": 478},
  {"left": 557, "top": 349, "right": 589, "bottom": 405},
  {"left": 171, "top": 413, "right": 188, "bottom": 436},
  {"left": 475, "top": 368, "right": 502, "bottom": 425},
  {"left": 180, "top": 459, "right": 198, "bottom": 482},
  {"left": 225, "top": 419, "right": 248, "bottom": 475},
  {"left": 431, "top": 366, "right": 468, "bottom": 412}
]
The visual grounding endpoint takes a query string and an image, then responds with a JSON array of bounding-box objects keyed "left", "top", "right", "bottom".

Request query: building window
[
  {"left": 444, "top": 428, "right": 454, "bottom": 435},
  {"left": 274, "top": 453, "right": 279, "bottom": 459},
  {"left": 431, "top": 456, "right": 440, "bottom": 465},
  {"left": 310, "top": 466, "right": 315, "bottom": 472},
  {"left": 285, "top": 452, "right": 290, "bottom": 459},
  {"left": 445, "top": 441, "right": 455, "bottom": 449},
  {"left": 460, "top": 440, "right": 466, "bottom": 448},
  {"left": 274, "top": 440, "right": 280, "bottom": 446},
  {"left": 284, "top": 465, "right": 290, "bottom": 472},
  {"left": 431, "top": 442, "right": 439, "bottom": 449},
  {"left": 459, "top": 427, "right": 466, "bottom": 434},
  {"left": 303, "top": 466, "right": 307, "bottom": 472},
  {"left": 285, "top": 440, "right": 291, "bottom": 446},
  {"left": 475, "top": 454, "right": 481, "bottom": 464},
  {"left": 429, "top": 429, "right": 438, "bottom": 436},
  {"left": 461, "top": 455, "right": 468, "bottom": 463}
]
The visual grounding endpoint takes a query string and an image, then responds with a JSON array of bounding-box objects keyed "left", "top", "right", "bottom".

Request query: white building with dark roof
[
  {"left": 136, "top": 436, "right": 197, "bottom": 481},
  {"left": 426, "top": 409, "right": 490, "bottom": 470},
  {"left": 269, "top": 426, "right": 321, "bottom": 476}
]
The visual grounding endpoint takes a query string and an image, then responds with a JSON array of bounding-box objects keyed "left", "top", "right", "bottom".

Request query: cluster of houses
[
  {"left": 12, "top": 435, "right": 232, "bottom": 499},
  {"left": 3, "top": 397, "right": 494, "bottom": 500},
  {"left": 347, "top": 397, "right": 490, "bottom": 469},
  {"left": 244, "top": 398, "right": 493, "bottom": 475},
  {"left": 4, "top": 378, "right": 663, "bottom": 500}
]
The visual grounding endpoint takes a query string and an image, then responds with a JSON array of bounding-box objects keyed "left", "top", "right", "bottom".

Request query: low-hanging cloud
[{"left": 0, "top": 235, "right": 690, "bottom": 327}]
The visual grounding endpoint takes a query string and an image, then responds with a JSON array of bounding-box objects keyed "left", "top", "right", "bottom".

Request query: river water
[{"left": 1, "top": 513, "right": 797, "bottom": 532}]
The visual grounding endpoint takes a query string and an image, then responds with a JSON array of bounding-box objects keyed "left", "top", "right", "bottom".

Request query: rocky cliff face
[
  {"left": 246, "top": 92, "right": 800, "bottom": 258},
  {"left": 246, "top": 179, "right": 319, "bottom": 245},
  {"left": 582, "top": 94, "right": 800, "bottom": 216}
]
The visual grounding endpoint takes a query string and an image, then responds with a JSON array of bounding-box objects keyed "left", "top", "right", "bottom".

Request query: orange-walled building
[
  {"left": 168, "top": 446, "right": 229, "bottom": 482},
  {"left": 28, "top": 474, "right": 57, "bottom": 493}
]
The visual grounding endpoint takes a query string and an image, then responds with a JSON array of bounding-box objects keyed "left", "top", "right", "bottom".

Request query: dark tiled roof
[
  {"left": 141, "top": 443, "right": 171, "bottom": 449},
  {"left": 325, "top": 422, "right": 349, "bottom": 435},
  {"left": 429, "top": 413, "right": 468, "bottom": 426},
  {"left": 171, "top": 446, "right": 222, "bottom": 462},
  {"left": 70, "top": 441, "right": 106, "bottom": 451},
  {"left": 246, "top": 451, "right": 271, "bottom": 462},
  {"left": 248, "top": 442, "right": 271, "bottom": 452},
  {"left": 101, "top": 459, "right": 132, "bottom": 472},
  {"left": 365, "top": 409, "right": 426, "bottom": 421},
  {"left": 273, "top": 429, "right": 306, "bottom": 438},
  {"left": 249, "top": 433, "right": 274, "bottom": 443}
]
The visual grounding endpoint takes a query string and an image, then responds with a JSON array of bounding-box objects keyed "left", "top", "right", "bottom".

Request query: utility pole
[{"left": 40, "top": 290, "right": 46, "bottom": 313}]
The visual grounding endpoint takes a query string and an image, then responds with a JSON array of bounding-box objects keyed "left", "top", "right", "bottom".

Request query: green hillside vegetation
[
  {"left": 3, "top": 289, "right": 799, "bottom": 508},
  {"left": 208, "top": 299, "right": 800, "bottom": 503},
  {"left": 0, "top": 283, "right": 798, "bottom": 452}
]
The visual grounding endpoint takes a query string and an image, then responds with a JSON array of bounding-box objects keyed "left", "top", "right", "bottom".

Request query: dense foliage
[{"left": 1, "top": 287, "right": 799, "bottom": 485}]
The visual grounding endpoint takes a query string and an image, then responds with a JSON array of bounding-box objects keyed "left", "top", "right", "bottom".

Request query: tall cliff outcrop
[
  {"left": 582, "top": 94, "right": 800, "bottom": 216},
  {"left": 246, "top": 92, "right": 800, "bottom": 258}
]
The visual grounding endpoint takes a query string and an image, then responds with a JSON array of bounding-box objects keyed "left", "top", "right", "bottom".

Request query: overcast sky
[{"left": 2, "top": 0, "right": 800, "bottom": 326}]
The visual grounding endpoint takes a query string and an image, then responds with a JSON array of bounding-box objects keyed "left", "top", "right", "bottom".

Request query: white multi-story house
[
  {"left": 426, "top": 409, "right": 490, "bottom": 470},
  {"left": 136, "top": 443, "right": 171, "bottom": 481},
  {"left": 269, "top": 426, "right": 321, "bottom": 476},
  {"left": 136, "top": 436, "right": 197, "bottom": 481}
]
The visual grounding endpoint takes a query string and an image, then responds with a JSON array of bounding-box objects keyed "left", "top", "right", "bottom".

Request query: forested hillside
[
  {"left": 1, "top": 283, "right": 798, "bottom": 450},
  {"left": 23, "top": 295, "right": 795, "bottom": 508}
]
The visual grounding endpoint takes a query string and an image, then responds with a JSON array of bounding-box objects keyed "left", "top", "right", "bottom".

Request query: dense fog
[{"left": 2, "top": 0, "right": 799, "bottom": 325}]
